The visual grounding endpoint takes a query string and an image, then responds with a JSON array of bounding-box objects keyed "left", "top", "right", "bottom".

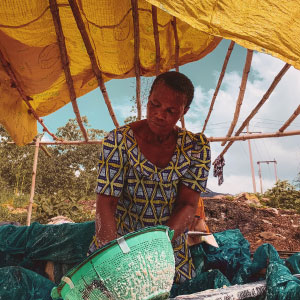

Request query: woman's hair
[{"left": 149, "top": 71, "right": 194, "bottom": 107}]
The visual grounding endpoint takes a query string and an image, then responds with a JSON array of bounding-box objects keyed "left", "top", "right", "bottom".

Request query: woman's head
[
  {"left": 149, "top": 71, "right": 194, "bottom": 108},
  {"left": 146, "top": 71, "right": 194, "bottom": 136}
]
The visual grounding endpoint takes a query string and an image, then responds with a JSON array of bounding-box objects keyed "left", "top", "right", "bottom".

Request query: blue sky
[{"left": 39, "top": 39, "right": 300, "bottom": 194}]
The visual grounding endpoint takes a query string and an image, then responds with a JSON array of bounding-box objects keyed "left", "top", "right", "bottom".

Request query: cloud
[{"left": 185, "top": 52, "right": 300, "bottom": 194}]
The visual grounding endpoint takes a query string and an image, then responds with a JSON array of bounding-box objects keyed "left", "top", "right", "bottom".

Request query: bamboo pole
[
  {"left": 202, "top": 41, "right": 235, "bottom": 133},
  {"left": 26, "top": 137, "right": 40, "bottom": 226},
  {"left": 151, "top": 5, "right": 160, "bottom": 76},
  {"left": 6, "top": 128, "right": 299, "bottom": 146},
  {"left": 49, "top": 0, "right": 88, "bottom": 141},
  {"left": 171, "top": 16, "right": 185, "bottom": 129},
  {"left": 131, "top": 0, "right": 142, "bottom": 120},
  {"left": 209, "top": 129, "right": 300, "bottom": 142},
  {"left": 0, "top": 50, "right": 60, "bottom": 141},
  {"left": 221, "top": 49, "right": 253, "bottom": 146},
  {"left": 68, "top": 0, "right": 119, "bottom": 128},
  {"left": 217, "top": 63, "right": 291, "bottom": 159},
  {"left": 279, "top": 104, "right": 300, "bottom": 132}
]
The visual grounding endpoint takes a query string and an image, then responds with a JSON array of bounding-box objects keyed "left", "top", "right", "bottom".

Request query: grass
[{"left": 0, "top": 190, "right": 95, "bottom": 225}]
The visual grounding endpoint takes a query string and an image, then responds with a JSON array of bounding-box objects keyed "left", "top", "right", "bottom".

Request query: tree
[{"left": 0, "top": 117, "right": 107, "bottom": 198}]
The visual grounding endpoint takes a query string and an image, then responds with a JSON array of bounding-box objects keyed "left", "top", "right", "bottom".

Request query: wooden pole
[
  {"left": 68, "top": 0, "right": 119, "bottom": 128},
  {"left": 49, "top": 0, "right": 88, "bottom": 141},
  {"left": 217, "top": 63, "right": 291, "bottom": 158},
  {"left": 209, "top": 129, "right": 300, "bottom": 142},
  {"left": 0, "top": 50, "right": 60, "bottom": 141},
  {"left": 247, "top": 125, "right": 257, "bottom": 193},
  {"left": 279, "top": 104, "right": 300, "bottom": 132},
  {"left": 202, "top": 41, "right": 235, "bottom": 133},
  {"left": 131, "top": 0, "right": 142, "bottom": 121},
  {"left": 26, "top": 137, "right": 40, "bottom": 226},
  {"left": 6, "top": 128, "right": 298, "bottom": 145},
  {"left": 151, "top": 5, "right": 160, "bottom": 76},
  {"left": 221, "top": 49, "right": 253, "bottom": 146},
  {"left": 171, "top": 16, "right": 185, "bottom": 129},
  {"left": 257, "top": 162, "right": 263, "bottom": 194}
]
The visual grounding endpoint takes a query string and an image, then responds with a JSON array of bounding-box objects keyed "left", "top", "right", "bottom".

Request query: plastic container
[{"left": 51, "top": 225, "right": 175, "bottom": 300}]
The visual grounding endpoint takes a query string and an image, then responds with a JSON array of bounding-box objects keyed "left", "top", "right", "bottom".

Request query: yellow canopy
[{"left": 0, "top": 0, "right": 299, "bottom": 145}]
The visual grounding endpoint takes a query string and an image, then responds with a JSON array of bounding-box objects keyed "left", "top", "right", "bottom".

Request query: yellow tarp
[{"left": 0, "top": 0, "right": 299, "bottom": 145}]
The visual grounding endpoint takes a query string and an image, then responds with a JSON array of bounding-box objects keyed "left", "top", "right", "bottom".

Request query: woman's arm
[
  {"left": 95, "top": 193, "right": 119, "bottom": 247},
  {"left": 167, "top": 183, "right": 199, "bottom": 240}
]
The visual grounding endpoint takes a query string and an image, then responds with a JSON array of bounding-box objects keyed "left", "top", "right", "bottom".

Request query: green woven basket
[{"left": 51, "top": 226, "right": 175, "bottom": 300}]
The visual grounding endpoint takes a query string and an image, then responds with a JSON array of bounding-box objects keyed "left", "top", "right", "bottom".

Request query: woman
[{"left": 89, "top": 71, "right": 211, "bottom": 283}]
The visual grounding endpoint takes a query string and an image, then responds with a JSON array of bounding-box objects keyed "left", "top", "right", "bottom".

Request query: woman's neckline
[{"left": 127, "top": 123, "right": 183, "bottom": 171}]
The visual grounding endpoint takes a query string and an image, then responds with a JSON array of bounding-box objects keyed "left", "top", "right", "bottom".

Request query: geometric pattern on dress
[{"left": 93, "top": 125, "right": 211, "bottom": 284}]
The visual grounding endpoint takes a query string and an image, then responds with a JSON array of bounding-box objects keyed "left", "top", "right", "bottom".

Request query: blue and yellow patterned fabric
[{"left": 91, "top": 124, "right": 210, "bottom": 283}]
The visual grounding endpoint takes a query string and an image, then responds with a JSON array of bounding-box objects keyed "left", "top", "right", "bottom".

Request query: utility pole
[
  {"left": 246, "top": 125, "right": 257, "bottom": 193},
  {"left": 256, "top": 160, "right": 278, "bottom": 193},
  {"left": 257, "top": 161, "right": 263, "bottom": 194},
  {"left": 273, "top": 159, "right": 278, "bottom": 182},
  {"left": 241, "top": 125, "right": 261, "bottom": 193}
]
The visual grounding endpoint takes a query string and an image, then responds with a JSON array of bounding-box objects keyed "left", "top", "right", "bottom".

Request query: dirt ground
[{"left": 203, "top": 195, "right": 300, "bottom": 253}]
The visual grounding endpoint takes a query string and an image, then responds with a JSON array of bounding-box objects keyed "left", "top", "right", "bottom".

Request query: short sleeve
[
  {"left": 180, "top": 133, "right": 211, "bottom": 193},
  {"left": 95, "top": 129, "right": 127, "bottom": 197}
]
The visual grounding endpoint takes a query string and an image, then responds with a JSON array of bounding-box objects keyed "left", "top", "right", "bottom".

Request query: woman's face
[{"left": 146, "top": 82, "right": 189, "bottom": 136}]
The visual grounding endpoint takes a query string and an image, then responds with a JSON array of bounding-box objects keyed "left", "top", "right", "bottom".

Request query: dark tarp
[{"left": 1, "top": 223, "right": 300, "bottom": 299}]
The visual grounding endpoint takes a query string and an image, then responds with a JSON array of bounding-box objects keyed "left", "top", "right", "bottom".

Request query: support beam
[
  {"left": 202, "top": 41, "right": 235, "bottom": 133},
  {"left": 221, "top": 49, "right": 253, "bottom": 146},
  {"left": 216, "top": 63, "right": 290, "bottom": 158},
  {"left": 151, "top": 5, "right": 161, "bottom": 76},
  {"left": 0, "top": 50, "right": 59, "bottom": 141},
  {"left": 279, "top": 104, "right": 300, "bottom": 132},
  {"left": 131, "top": 0, "right": 142, "bottom": 120},
  {"left": 26, "top": 137, "right": 40, "bottom": 226},
  {"left": 9, "top": 129, "right": 299, "bottom": 146},
  {"left": 68, "top": 0, "right": 119, "bottom": 128},
  {"left": 209, "top": 129, "right": 300, "bottom": 142},
  {"left": 49, "top": 0, "right": 88, "bottom": 141},
  {"left": 171, "top": 16, "right": 185, "bottom": 129}
]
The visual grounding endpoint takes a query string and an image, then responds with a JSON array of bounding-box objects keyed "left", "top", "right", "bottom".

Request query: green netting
[{"left": 0, "top": 266, "right": 56, "bottom": 300}]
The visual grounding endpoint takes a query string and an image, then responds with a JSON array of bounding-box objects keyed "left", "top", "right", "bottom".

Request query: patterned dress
[{"left": 90, "top": 124, "right": 211, "bottom": 283}]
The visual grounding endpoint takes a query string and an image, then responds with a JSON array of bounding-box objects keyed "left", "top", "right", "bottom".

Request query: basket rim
[{"left": 53, "top": 225, "right": 173, "bottom": 295}]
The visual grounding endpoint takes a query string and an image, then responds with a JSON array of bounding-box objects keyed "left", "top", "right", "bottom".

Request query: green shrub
[
  {"left": 263, "top": 180, "right": 300, "bottom": 213},
  {"left": 35, "top": 190, "right": 94, "bottom": 224}
]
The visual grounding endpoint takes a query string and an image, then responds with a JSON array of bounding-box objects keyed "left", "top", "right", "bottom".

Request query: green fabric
[
  {"left": 0, "top": 222, "right": 95, "bottom": 267},
  {"left": 192, "top": 229, "right": 252, "bottom": 282},
  {"left": 266, "top": 262, "right": 300, "bottom": 299},
  {"left": 170, "top": 269, "right": 231, "bottom": 298},
  {"left": 286, "top": 252, "right": 300, "bottom": 274},
  {"left": 232, "top": 243, "right": 285, "bottom": 285},
  {"left": 1, "top": 224, "right": 300, "bottom": 299},
  {"left": 0, "top": 266, "right": 56, "bottom": 300}
]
